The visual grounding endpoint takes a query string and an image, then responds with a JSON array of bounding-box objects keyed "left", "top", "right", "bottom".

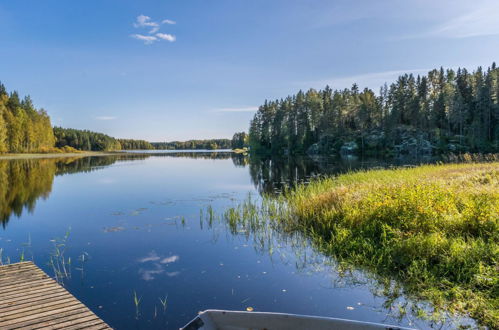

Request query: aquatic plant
[
  {"left": 49, "top": 228, "right": 72, "bottom": 283},
  {"left": 220, "top": 162, "right": 498, "bottom": 328},
  {"left": 159, "top": 295, "right": 168, "bottom": 313},
  {"left": 133, "top": 291, "right": 142, "bottom": 320}
]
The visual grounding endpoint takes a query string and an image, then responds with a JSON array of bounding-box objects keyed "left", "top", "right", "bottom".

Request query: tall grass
[
  {"left": 279, "top": 163, "right": 498, "bottom": 328},
  {"left": 218, "top": 162, "right": 497, "bottom": 327}
]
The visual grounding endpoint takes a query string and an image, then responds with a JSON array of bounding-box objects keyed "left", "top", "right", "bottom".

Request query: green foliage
[
  {"left": 0, "top": 82, "right": 55, "bottom": 153},
  {"left": 53, "top": 127, "right": 122, "bottom": 151},
  {"left": 280, "top": 163, "right": 499, "bottom": 328},
  {"left": 249, "top": 64, "right": 499, "bottom": 155},
  {"left": 151, "top": 139, "right": 231, "bottom": 150},
  {"left": 0, "top": 159, "right": 56, "bottom": 226},
  {"left": 231, "top": 132, "right": 248, "bottom": 149},
  {"left": 117, "top": 139, "right": 154, "bottom": 150},
  {"left": 0, "top": 156, "right": 129, "bottom": 227}
]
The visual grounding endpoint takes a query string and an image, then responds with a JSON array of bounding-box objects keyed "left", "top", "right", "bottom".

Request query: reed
[
  {"left": 159, "top": 295, "right": 168, "bottom": 314},
  {"left": 133, "top": 291, "right": 141, "bottom": 320},
  {"left": 281, "top": 162, "right": 498, "bottom": 328},
  {"left": 223, "top": 162, "right": 498, "bottom": 328},
  {"left": 49, "top": 228, "right": 72, "bottom": 283}
]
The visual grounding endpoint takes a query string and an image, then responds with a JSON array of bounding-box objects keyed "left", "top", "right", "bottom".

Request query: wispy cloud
[
  {"left": 138, "top": 251, "right": 161, "bottom": 263},
  {"left": 134, "top": 15, "right": 159, "bottom": 28},
  {"left": 131, "top": 14, "right": 176, "bottom": 44},
  {"left": 156, "top": 33, "right": 176, "bottom": 42},
  {"left": 430, "top": 3, "right": 499, "bottom": 38},
  {"left": 213, "top": 106, "right": 259, "bottom": 113},
  {"left": 160, "top": 255, "right": 179, "bottom": 264},
  {"left": 130, "top": 34, "right": 157, "bottom": 45},
  {"left": 399, "top": 1, "right": 499, "bottom": 40},
  {"left": 95, "top": 116, "right": 117, "bottom": 120}
]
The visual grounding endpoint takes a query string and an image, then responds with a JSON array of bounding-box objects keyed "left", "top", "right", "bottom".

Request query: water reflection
[
  {"left": 0, "top": 152, "right": 430, "bottom": 228},
  {"left": 0, "top": 152, "right": 468, "bottom": 329},
  {"left": 0, "top": 159, "right": 55, "bottom": 226},
  {"left": 0, "top": 155, "right": 147, "bottom": 227},
  {"left": 198, "top": 199, "right": 475, "bottom": 329},
  {"left": 247, "top": 154, "right": 433, "bottom": 195}
]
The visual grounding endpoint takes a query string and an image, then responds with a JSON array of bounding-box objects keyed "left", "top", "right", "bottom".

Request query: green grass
[{"left": 278, "top": 163, "right": 498, "bottom": 328}]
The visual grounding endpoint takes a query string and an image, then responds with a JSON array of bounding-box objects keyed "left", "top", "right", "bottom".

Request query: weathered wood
[
  {"left": 2, "top": 307, "right": 90, "bottom": 330},
  {"left": 0, "top": 262, "right": 112, "bottom": 329}
]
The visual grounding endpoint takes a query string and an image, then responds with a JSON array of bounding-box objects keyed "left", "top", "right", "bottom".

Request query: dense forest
[
  {"left": 118, "top": 139, "right": 153, "bottom": 150},
  {"left": 53, "top": 127, "right": 122, "bottom": 151},
  {"left": 0, "top": 83, "right": 55, "bottom": 153},
  {"left": 249, "top": 64, "right": 499, "bottom": 156},
  {"left": 54, "top": 128, "right": 155, "bottom": 151},
  {"left": 231, "top": 132, "right": 248, "bottom": 149},
  {"left": 151, "top": 139, "right": 231, "bottom": 150}
]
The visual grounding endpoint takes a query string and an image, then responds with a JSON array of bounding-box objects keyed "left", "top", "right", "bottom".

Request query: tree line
[
  {"left": 0, "top": 83, "right": 55, "bottom": 153},
  {"left": 248, "top": 64, "right": 499, "bottom": 155},
  {"left": 0, "top": 82, "right": 200, "bottom": 153},
  {"left": 151, "top": 139, "right": 231, "bottom": 150},
  {"left": 118, "top": 139, "right": 153, "bottom": 150},
  {"left": 53, "top": 126, "right": 157, "bottom": 152},
  {"left": 53, "top": 127, "right": 122, "bottom": 151},
  {"left": 231, "top": 132, "right": 248, "bottom": 149}
]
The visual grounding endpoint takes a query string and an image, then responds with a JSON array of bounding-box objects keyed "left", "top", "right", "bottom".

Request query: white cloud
[
  {"left": 138, "top": 251, "right": 161, "bottom": 263},
  {"left": 137, "top": 251, "right": 180, "bottom": 281},
  {"left": 160, "top": 255, "right": 179, "bottom": 264},
  {"left": 134, "top": 14, "right": 159, "bottom": 28},
  {"left": 131, "top": 15, "right": 177, "bottom": 44},
  {"left": 156, "top": 33, "right": 176, "bottom": 42},
  {"left": 213, "top": 106, "right": 259, "bottom": 113},
  {"left": 95, "top": 116, "right": 117, "bottom": 120},
  {"left": 130, "top": 34, "right": 157, "bottom": 45},
  {"left": 139, "top": 265, "right": 164, "bottom": 281},
  {"left": 166, "top": 271, "right": 180, "bottom": 277}
]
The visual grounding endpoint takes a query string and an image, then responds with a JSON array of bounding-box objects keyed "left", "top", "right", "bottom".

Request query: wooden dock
[{"left": 0, "top": 262, "right": 112, "bottom": 329}]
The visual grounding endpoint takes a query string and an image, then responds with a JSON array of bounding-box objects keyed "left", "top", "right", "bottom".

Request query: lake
[{"left": 0, "top": 152, "right": 469, "bottom": 329}]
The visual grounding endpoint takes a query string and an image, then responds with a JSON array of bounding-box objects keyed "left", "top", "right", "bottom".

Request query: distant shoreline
[
  {"left": 0, "top": 152, "right": 124, "bottom": 160},
  {"left": 0, "top": 150, "right": 236, "bottom": 160}
]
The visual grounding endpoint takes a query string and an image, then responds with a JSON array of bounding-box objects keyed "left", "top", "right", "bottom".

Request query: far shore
[
  {"left": 0, "top": 149, "right": 237, "bottom": 160},
  {"left": 0, "top": 151, "right": 126, "bottom": 160}
]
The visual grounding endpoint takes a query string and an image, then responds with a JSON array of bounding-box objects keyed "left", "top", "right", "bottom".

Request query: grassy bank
[
  {"left": 273, "top": 163, "right": 497, "bottom": 327},
  {"left": 223, "top": 163, "right": 498, "bottom": 326}
]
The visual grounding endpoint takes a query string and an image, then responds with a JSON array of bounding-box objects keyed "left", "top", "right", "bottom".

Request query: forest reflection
[
  {"left": 0, "top": 152, "right": 423, "bottom": 227},
  {"left": 0, "top": 155, "right": 147, "bottom": 227},
  {"left": 246, "top": 154, "right": 423, "bottom": 195}
]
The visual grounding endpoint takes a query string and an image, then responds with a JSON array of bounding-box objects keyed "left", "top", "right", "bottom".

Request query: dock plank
[{"left": 0, "top": 262, "right": 112, "bottom": 329}]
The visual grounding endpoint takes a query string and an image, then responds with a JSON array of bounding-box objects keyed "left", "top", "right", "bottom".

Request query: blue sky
[{"left": 1, "top": 0, "right": 498, "bottom": 141}]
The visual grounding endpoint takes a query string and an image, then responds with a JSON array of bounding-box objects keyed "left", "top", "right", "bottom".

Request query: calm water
[{"left": 0, "top": 152, "right": 466, "bottom": 329}]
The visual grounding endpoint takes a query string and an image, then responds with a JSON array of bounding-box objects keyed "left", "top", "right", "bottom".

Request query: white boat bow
[{"left": 181, "top": 310, "right": 414, "bottom": 330}]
